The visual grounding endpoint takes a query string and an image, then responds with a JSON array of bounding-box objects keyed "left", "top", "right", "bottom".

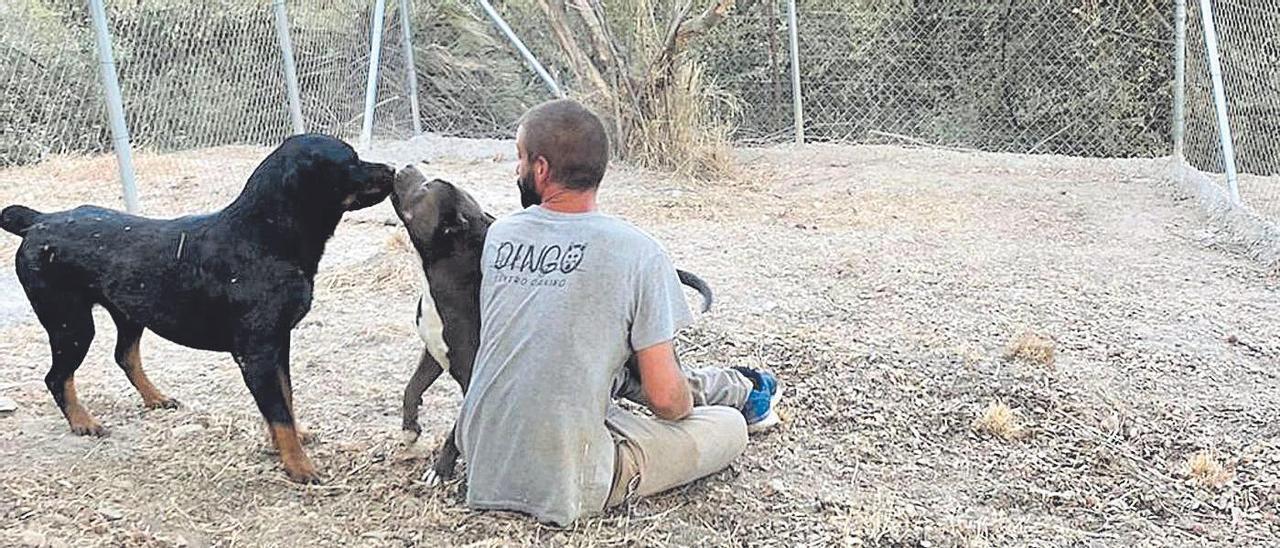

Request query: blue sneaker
[{"left": 733, "top": 367, "right": 782, "bottom": 433}]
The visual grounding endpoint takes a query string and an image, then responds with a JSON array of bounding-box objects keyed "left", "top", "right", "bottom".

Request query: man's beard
[{"left": 517, "top": 170, "right": 542, "bottom": 207}]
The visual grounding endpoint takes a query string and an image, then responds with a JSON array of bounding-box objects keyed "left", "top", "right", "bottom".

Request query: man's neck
[{"left": 538, "top": 186, "right": 598, "bottom": 214}]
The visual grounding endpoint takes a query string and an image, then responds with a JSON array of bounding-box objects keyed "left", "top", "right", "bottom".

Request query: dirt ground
[{"left": 1, "top": 140, "right": 1278, "bottom": 547}]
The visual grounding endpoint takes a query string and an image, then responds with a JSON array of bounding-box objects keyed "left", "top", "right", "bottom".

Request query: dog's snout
[
  {"left": 340, "top": 162, "right": 395, "bottom": 211},
  {"left": 394, "top": 166, "right": 414, "bottom": 184},
  {"left": 353, "top": 161, "right": 394, "bottom": 189},
  {"left": 373, "top": 163, "right": 395, "bottom": 187},
  {"left": 393, "top": 164, "right": 430, "bottom": 197}
]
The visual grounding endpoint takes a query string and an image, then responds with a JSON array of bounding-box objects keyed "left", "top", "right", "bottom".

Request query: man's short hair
[{"left": 518, "top": 99, "right": 609, "bottom": 190}]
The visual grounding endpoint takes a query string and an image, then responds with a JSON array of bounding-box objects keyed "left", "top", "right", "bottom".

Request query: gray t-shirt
[{"left": 456, "top": 206, "right": 694, "bottom": 526}]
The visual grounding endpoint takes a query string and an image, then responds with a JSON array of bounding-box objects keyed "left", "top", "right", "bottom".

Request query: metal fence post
[
  {"left": 88, "top": 0, "right": 140, "bottom": 213},
  {"left": 400, "top": 0, "right": 422, "bottom": 136},
  {"left": 361, "top": 0, "right": 388, "bottom": 150},
  {"left": 1198, "top": 0, "right": 1241, "bottom": 206},
  {"left": 786, "top": 0, "right": 804, "bottom": 144},
  {"left": 1173, "top": 0, "right": 1186, "bottom": 160},
  {"left": 476, "top": 0, "right": 564, "bottom": 98},
  {"left": 273, "top": 0, "right": 306, "bottom": 135}
]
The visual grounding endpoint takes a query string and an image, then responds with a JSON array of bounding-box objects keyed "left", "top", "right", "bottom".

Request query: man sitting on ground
[{"left": 455, "top": 99, "right": 782, "bottom": 526}]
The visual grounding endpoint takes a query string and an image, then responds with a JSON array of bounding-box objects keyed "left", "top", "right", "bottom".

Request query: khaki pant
[{"left": 604, "top": 366, "right": 752, "bottom": 507}]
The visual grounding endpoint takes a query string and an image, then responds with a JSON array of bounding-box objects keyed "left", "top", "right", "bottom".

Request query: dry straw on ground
[
  {"left": 973, "top": 401, "right": 1025, "bottom": 441},
  {"left": 385, "top": 232, "right": 411, "bottom": 253},
  {"left": 1005, "top": 331, "right": 1056, "bottom": 367},
  {"left": 1182, "top": 451, "right": 1234, "bottom": 490}
]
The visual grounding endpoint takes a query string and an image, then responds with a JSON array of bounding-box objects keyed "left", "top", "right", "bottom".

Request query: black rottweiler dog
[
  {"left": 389, "top": 164, "right": 712, "bottom": 483},
  {"left": 0, "top": 134, "right": 394, "bottom": 483}
]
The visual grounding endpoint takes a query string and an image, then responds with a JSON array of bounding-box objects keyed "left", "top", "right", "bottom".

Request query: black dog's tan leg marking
[
  {"left": 277, "top": 368, "right": 315, "bottom": 445},
  {"left": 236, "top": 338, "right": 319, "bottom": 483},
  {"left": 269, "top": 422, "right": 317, "bottom": 482},
  {"left": 402, "top": 348, "right": 444, "bottom": 442},
  {"left": 31, "top": 290, "right": 104, "bottom": 436},
  {"left": 111, "top": 320, "right": 179, "bottom": 409},
  {"left": 61, "top": 376, "right": 105, "bottom": 436}
]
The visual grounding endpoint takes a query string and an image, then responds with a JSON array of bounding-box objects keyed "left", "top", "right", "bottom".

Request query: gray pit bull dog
[{"left": 389, "top": 163, "right": 713, "bottom": 483}]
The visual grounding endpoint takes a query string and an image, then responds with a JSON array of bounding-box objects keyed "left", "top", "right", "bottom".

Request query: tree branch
[
  {"left": 536, "top": 0, "right": 612, "bottom": 98},
  {"left": 568, "top": 0, "right": 643, "bottom": 132},
  {"left": 569, "top": 0, "right": 618, "bottom": 72},
  {"left": 675, "top": 0, "right": 737, "bottom": 43},
  {"left": 658, "top": 1, "right": 696, "bottom": 64},
  {"left": 651, "top": 0, "right": 735, "bottom": 80}
]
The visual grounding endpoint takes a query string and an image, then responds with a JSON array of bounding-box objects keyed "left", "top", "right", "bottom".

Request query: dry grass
[
  {"left": 385, "top": 231, "right": 411, "bottom": 254},
  {"left": 1004, "top": 331, "right": 1056, "bottom": 367},
  {"left": 561, "top": 0, "right": 739, "bottom": 181},
  {"left": 1182, "top": 451, "right": 1234, "bottom": 490},
  {"left": 619, "top": 61, "right": 737, "bottom": 180},
  {"left": 973, "top": 401, "right": 1026, "bottom": 441}
]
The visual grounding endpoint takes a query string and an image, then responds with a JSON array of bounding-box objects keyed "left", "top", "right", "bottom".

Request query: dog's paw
[
  {"left": 400, "top": 429, "right": 420, "bottom": 446},
  {"left": 422, "top": 467, "right": 444, "bottom": 487},
  {"left": 283, "top": 457, "right": 322, "bottom": 485},
  {"left": 66, "top": 407, "right": 107, "bottom": 437},
  {"left": 144, "top": 396, "right": 181, "bottom": 410},
  {"left": 69, "top": 419, "right": 107, "bottom": 437},
  {"left": 286, "top": 468, "right": 323, "bottom": 485},
  {"left": 422, "top": 459, "right": 457, "bottom": 487}
]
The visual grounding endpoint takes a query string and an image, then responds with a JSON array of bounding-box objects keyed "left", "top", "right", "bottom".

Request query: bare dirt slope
[{"left": 1, "top": 141, "right": 1277, "bottom": 547}]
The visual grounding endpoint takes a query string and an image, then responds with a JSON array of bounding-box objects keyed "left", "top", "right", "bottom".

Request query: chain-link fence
[
  {"left": 0, "top": 0, "right": 538, "bottom": 169},
  {"left": 2, "top": 0, "right": 1279, "bottom": 228},
  {"left": 1182, "top": 0, "right": 1280, "bottom": 221},
  {"left": 483, "top": 0, "right": 1175, "bottom": 157},
  {"left": 693, "top": 1, "right": 1175, "bottom": 155},
  {"left": 2, "top": 1, "right": 106, "bottom": 165}
]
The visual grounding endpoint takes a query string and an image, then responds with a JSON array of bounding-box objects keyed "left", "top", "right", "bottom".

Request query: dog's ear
[
  {"left": 265, "top": 157, "right": 304, "bottom": 199},
  {"left": 442, "top": 211, "right": 469, "bottom": 235}
]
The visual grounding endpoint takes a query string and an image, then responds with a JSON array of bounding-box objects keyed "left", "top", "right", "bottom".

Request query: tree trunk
[{"left": 537, "top": 0, "right": 611, "bottom": 98}]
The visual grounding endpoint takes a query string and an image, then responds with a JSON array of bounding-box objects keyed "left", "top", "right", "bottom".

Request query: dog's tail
[
  {"left": 0, "top": 205, "right": 42, "bottom": 237},
  {"left": 677, "top": 269, "right": 714, "bottom": 313}
]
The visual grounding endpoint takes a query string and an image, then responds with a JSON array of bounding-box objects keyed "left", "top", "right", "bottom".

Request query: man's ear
[{"left": 534, "top": 156, "right": 551, "bottom": 186}]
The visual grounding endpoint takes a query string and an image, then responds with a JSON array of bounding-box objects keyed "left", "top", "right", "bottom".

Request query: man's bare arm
[{"left": 634, "top": 341, "right": 692, "bottom": 421}]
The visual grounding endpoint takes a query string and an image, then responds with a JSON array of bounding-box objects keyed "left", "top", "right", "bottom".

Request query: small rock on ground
[
  {"left": 171, "top": 424, "right": 205, "bottom": 438},
  {"left": 98, "top": 505, "right": 125, "bottom": 521}
]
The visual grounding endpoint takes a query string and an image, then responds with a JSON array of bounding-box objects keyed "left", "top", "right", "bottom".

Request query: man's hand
[{"left": 634, "top": 341, "right": 693, "bottom": 421}]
